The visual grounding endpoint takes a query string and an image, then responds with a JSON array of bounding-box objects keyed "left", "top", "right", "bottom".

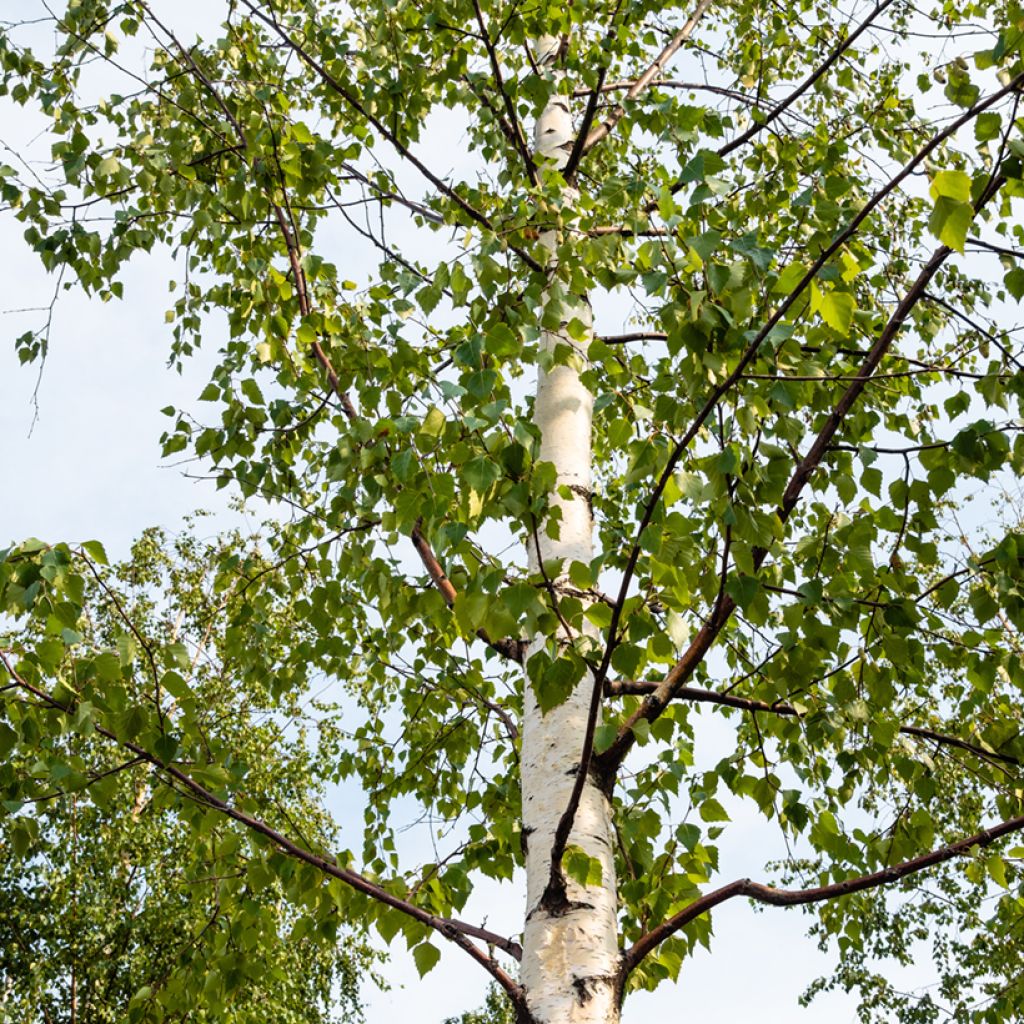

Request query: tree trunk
[{"left": 519, "top": 36, "right": 621, "bottom": 1024}]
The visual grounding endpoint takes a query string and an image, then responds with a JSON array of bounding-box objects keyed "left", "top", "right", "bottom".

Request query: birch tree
[{"left": 3, "top": 1, "right": 1024, "bottom": 1022}]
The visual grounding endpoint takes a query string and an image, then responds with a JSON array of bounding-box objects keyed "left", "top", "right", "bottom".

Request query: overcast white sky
[{"left": 0, "top": 2, "right": 953, "bottom": 1020}]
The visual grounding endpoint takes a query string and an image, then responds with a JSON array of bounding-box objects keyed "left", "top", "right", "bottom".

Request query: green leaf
[
  {"left": 96, "top": 155, "right": 120, "bottom": 177},
  {"left": 93, "top": 651, "right": 122, "bottom": 681},
  {"left": 1005, "top": 267, "right": 1024, "bottom": 301},
  {"left": 699, "top": 798, "right": 730, "bottom": 823},
  {"left": 419, "top": 406, "right": 445, "bottom": 437},
  {"left": 772, "top": 262, "right": 808, "bottom": 294},
  {"left": 818, "top": 291, "right": 855, "bottom": 335},
  {"left": 975, "top": 112, "right": 1002, "bottom": 141},
  {"left": 564, "top": 844, "right": 604, "bottom": 887},
  {"left": 412, "top": 942, "right": 441, "bottom": 977},
  {"left": 81, "top": 539, "right": 109, "bottom": 565},
  {"left": 928, "top": 196, "right": 973, "bottom": 252},
  {"left": 929, "top": 169, "right": 972, "bottom": 202}
]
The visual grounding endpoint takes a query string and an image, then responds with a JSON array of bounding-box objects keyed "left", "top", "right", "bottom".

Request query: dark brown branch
[
  {"left": 563, "top": 1, "right": 623, "bottom": 181},
  {"left": 599, "top": 331, "right": 668, "bottom": 344},
  {"left": 622, "top": 808, "right": 1024, "bottom": 976},
  {"left": 605, "top": 682, "right": 1022, "bottom": 768},
  {"left": 966, "top": 238, "right": 1024, "bottom": 261},
  {"left": 827, "top": 423, "right": 1024, "bottom": 456},
  {"left": 714, "top": 0, "right": 898, "bottom": 160},
  {"left": 470, "top": 0, "right": 537, "bottom": 186},
  {"left": 587, "top": 225, "right": 672, "bottom": 236},
  {"left": 574, "top": 80, "right": 757, "bottom": 105},
  {"left": 278, "top": 200, "right": 521, "bottom": 667},
  {"left": 597, "top": 153, "right": 1012, "bottom": 772},
  {"left": 0, "top": 651, "right": 526, "bottom": 992}
]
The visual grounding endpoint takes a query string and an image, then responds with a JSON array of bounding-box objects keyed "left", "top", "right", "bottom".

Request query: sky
[{"left": 0, "top": 1, "right": 964, "bottom": 1021}]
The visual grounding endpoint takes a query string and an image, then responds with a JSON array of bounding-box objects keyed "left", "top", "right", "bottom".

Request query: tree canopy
[{"left": 2, "top": 0, "right": 1024, "bottom": 1021}]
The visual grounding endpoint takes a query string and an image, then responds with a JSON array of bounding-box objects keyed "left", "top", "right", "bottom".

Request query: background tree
[
  {"left": 0, "top": 527, "right": 379, "bottom": 1023},
  {"left": 2, "top": 1, "right": 1024, "bottom": 1022}
]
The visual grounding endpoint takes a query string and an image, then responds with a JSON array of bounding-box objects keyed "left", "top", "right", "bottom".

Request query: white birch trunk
[{"left": 519, "top": 36, "right": 621, "bottom": 1024}]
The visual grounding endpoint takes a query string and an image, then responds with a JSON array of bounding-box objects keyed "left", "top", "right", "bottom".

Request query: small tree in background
[
  {"left": 3, "top": 1, "right": 1024, "bottom": 1021},
  {"left": 0, "top": 528, "right": 379, "bottom": 1023}
]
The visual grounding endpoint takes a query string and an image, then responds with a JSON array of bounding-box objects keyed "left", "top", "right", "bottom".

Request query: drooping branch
[
  {"left": 0, "top": 651, "right": 526, "bottom": 992},
  {"left": 272, "top": 204, "right": 527, "bottom": 665},
  {"left": 921, "top": 291, "right": 1024, "bottom": 373},
  {"left": 604, "top": 681, "right": 1023, "bottom": 768},
  {"left": 621, "top": 808, "right": 1024, "bottom": 977},
  {"left": 339, "top": 163, "right": 445, "bottom": 225}
]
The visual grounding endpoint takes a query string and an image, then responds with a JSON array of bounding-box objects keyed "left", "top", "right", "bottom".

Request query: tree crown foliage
[{"left": 3, "top": 0, "right": 1024, "bottom": 1020}]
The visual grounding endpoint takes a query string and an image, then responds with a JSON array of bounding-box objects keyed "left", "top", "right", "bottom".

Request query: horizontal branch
[
  {"left": 622, "top": 807, "right": 1024, "bottom": 976},
  {"left": 605, "top": 681, "right": 1022, "bottom": 767},
  {"left": 587, "top": 224, "right": 671, "bottom": 237},
  {"left": 966, "top": 238, "right": 1024, "bottom": 261},
  {"left": 0, "top": 652, "right": 525, "bottom": 992},
  {"left": 573, "top": 80, "right": 757, "bottom": 105},
  {"left": 598, "top": 331, "right": 668, "bottom": 344}
]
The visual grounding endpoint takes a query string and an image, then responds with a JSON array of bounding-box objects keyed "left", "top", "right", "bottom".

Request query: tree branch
[
  {"left": 0, "top": 651, "right": 526, "bottom": 991},
  {"left": 597, "top": 153, "right": 1012, "bottom": 771},
  {"left": 622, "top": 808, "right": 1024, "bottom": 976},
  {"left": 582, "top": 0, "right": 713, "bottom": 154},
  {"left": 563, "top": 0, "right": 623, "bottom": 181},
  {"left": 275, "top": 201, "right": 524, "bottom": 668},
  {"left": 470, "top": 0, "right": 537, "bottom": 186},
  {"left": 714, "top": 0, "right": 898, "bottom": 160},
  {"left": 598, "top": 331, "right": 668, "bottom": 344},
  {"left": 574, "top": 80, "right": 757, "bottom": 105},
  {"left": 410, "top": 520, "right": 526, "bottom": 663},
  {"left": 239, "top": 0, "right": 545, "bottom": 273},
  {"left": 605, "top": 681, "right": 1022, "bottom": 768}
]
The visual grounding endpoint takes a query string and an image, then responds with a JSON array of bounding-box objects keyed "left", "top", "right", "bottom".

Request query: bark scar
[{"left": 572, "top": 974, "right": 616, "bottom": 1005}]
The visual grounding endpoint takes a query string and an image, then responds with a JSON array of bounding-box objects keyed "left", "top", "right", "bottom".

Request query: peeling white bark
[{"left": 519, "top": 35, "right": 621, "bottom": 1024}]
